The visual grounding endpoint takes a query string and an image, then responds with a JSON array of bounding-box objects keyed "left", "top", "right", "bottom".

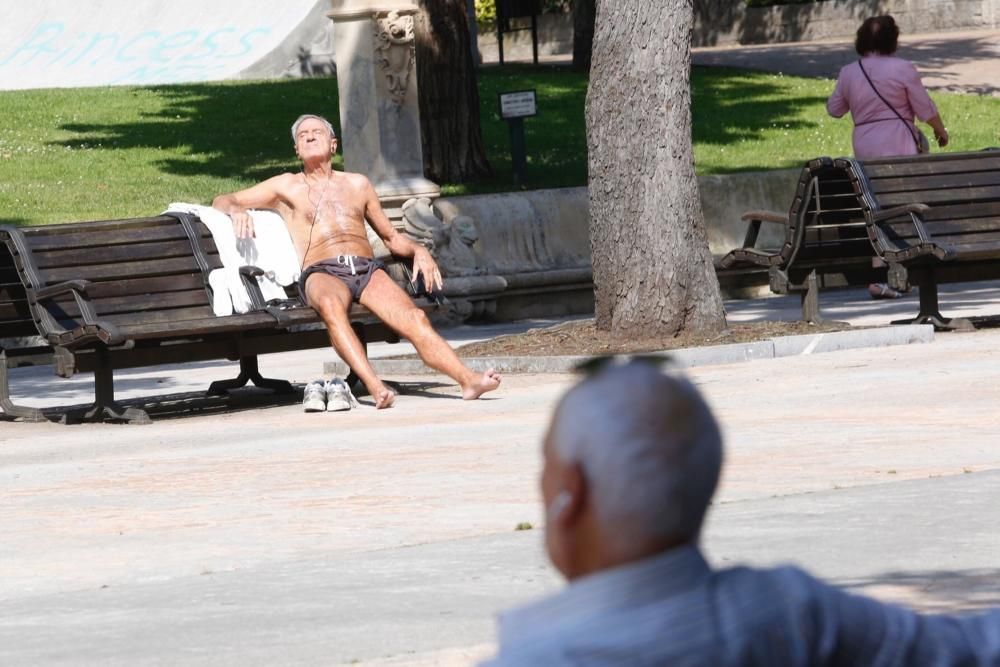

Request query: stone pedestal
[{"left": 328, "top": 0, "right": 440, "bottom": 222}]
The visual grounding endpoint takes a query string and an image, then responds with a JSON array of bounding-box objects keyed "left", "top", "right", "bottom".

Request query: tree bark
[
  {"left": 572, "top": 0, "right": 596, "bottom": 72},
  {"left": 586, "top": 0, "right": 726, "bottom": 335},
  {"left": 414, "top": 0, "right": 493, "bottom": 183}
]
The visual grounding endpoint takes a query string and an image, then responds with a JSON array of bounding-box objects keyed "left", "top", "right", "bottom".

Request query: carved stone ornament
[{"left": 373, "top": 10, "right": 415, "bottom": 107}]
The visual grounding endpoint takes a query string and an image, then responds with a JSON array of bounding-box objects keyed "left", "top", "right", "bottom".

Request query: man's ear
[{"left": 553, "top": 463, "right": 586, "bottom": 525}]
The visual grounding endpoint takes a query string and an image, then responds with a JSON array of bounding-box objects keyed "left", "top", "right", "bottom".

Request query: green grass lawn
[{"left": 2, "top": 66, "right": 999, "bottom": 225}]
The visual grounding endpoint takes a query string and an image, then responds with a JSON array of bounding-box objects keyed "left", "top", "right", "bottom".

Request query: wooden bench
[
  {"left": 718, "top": 157, "right": 883, "bottom": 323},
  {"left": 0, "top": 241, "right": 48, "bottom": 422},
  {"left": 838, "top": 150, "right": 1000, "bottom": 330},
  {"left": 0, "top": 213, "right": 433, "bottom": 424}
]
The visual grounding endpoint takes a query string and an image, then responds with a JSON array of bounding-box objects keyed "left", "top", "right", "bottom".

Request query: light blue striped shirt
[{"left": 483, "top": 545, "right": 1000, "bottom": 666}]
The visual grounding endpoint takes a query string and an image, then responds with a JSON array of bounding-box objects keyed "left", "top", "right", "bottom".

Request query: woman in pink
[
  {"left": 828, "top": 15, "right": 948, "bottom": 160},
  {"left": 827, "top": 15, "right": 949, "bottom": 297}
]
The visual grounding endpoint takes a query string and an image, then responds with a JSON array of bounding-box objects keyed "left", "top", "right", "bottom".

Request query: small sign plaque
[{"left": 499, "top": 90, "right": 537, "bottom": 119}]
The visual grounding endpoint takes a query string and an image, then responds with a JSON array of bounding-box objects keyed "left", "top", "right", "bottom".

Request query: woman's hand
[{"left": 935, "top": 128, "right": 949, "bottom": 148}]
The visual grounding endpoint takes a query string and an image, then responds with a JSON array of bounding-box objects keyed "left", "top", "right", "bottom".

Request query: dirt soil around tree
[{"left": 432, "top": 318, "right": 854, "bottom": 358}]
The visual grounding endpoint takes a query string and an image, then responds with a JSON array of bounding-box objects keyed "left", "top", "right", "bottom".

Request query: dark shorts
[{"left": 298, "top": 256, "right": 387, "bottom": 305}]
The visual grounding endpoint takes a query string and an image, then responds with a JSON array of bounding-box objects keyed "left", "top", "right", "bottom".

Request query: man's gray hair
[
  {"left": 291, "top": 114, "right": 336, "bottom": 142},
  {"left": 550, "top": 360, "right": 723, "bottom": 553}
]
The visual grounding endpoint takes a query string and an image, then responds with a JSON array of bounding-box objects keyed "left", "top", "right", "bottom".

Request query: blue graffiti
[{"left": 0, "top": 21, "right": 272, "bottom": 82}]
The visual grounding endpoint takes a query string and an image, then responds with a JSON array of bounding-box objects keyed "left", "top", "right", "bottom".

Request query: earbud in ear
[{"left": 547, "top": 491, "right": 572, "bottom": 521}]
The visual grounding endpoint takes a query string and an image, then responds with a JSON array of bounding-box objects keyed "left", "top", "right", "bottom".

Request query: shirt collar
[{"left": 496, "top": 544, "right": 711, "bottom": 646}]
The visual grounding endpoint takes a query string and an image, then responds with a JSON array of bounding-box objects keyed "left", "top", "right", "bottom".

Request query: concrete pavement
[
  {"left": 5, "top": 282, "right": 1000, "bottom": 664},
  {"left": 693, "top": 27, "right": 1000, "bottom": 96}
]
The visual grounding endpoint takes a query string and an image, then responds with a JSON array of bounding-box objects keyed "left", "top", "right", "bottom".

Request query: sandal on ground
[{"left": 868, "top": 283, "right": 903, "bottom": 300}]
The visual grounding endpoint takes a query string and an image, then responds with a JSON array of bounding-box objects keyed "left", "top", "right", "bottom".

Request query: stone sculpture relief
[
  {"left": 401, "top": 198, "right": 484, "bottom": 277},
  {"left": 373, "top": 10, "right": 415, "bottom": 106}
]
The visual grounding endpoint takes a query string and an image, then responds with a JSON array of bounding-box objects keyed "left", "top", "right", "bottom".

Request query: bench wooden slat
[
  {"left": 22, "top": 217, "right": 188, "bottom": 251},
  {"left": 1, "top": 282, "right": 27, "bottom": 300},
  {"left": 924, "top": 230, "right": 1000, "bottom": 245},
  {"left": 0, "top": 301, "right": 32, "bottom": 322},
  {"left": 917, "top": 202, "right": 1000, "bottom": 222},
  {"left": 53, "top": 305, "right": 221, "bottom": 332},
  {"left": 861, "top": 154, "right": 1000, "bottom": 177},
  {"left": 39, "top": 257, "right": 203, "bottom": 284},
  {"left": 874, "top": 185, "right": 1000, "bottom": 208},
  {"left": 32, "top": 239, "right": 200, "bottom": 270},
  {"left": 113, "top": 312, "right": 279, "bottom": 339},
  {"left": 48, "top": 289, "right": 212, "bottom": 319},
  {"left": 81, "top": 274, "right": 207, "bottom": 299},
  {"left": 867, "top": 170, "right": 1000, "bottom": 195},
  {"left": 882, "top": 217, "right": 1000, "bottom": 237}
]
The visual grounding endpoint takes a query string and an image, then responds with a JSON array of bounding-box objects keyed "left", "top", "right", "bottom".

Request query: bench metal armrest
[
  {"left": 238, "top": 265, "right": 270, "bottom": 311},
  {"left": 396, "top": 259, "right": 448, "bottom": 306},
  {"left": 871, "top": 203, "right": 932, "bottom": 244},
  {"left": 33, "top": 279, "right": 92, "bottom": 300},
  {"left": 739, "top": 210, "right": 788, "bottom": 249},
  {"left": 28, "top": 279, "right": 124, "bottom": 347}
]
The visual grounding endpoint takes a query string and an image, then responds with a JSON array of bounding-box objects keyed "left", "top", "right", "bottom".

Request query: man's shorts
[{"left": 297, "top": 255, "right": 387, "bottom": 305}]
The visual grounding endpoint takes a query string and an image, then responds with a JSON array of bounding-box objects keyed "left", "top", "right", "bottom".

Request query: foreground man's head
[{"left": 541, "top": 359, "right": 723, "bottom": 580}]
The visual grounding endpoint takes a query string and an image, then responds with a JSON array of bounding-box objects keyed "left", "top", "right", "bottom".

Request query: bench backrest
[
  {"left": 845, "top": 151, "right": 1000, "bottom": 255},
  {"left": 1, "top": 216, "right": 216, "bottom": 340},
  {"left": 788, "top": 160, "right": 872, "bottom": 270},
  {"left": 0, "top": 241, "right": 38, "bottom": 342}
]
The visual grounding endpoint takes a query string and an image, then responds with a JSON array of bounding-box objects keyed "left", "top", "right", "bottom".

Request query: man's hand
[
  {"left": 229, "top": 209, "right": 255, "bottom": 239},
  {"left": 412, "top": 247, "right": 443, "bottom": 292}
]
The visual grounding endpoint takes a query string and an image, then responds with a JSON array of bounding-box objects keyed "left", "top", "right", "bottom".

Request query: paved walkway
[
  {"left": 693, "top": 27, "right": 1000, "bottom": 96},
  {"left": 5, "top": 282, "right": 1000, "bottom": 665},
  {"left": 6, "top": 28, "right": 1000, "bottom": 666}
]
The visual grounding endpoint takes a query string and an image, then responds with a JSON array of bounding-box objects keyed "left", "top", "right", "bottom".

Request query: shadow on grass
[
  {"left": 53, "top": 78, "right": 343, "bottom": 182},
  {"left": 43, "top": 64, "right": 834, "bottom": 189},
  {"left": 691, "top": 66, "right": 828, "bottom": 172},
  {"left": 48, "top": 67, "right": 591, "bottom": 194}
]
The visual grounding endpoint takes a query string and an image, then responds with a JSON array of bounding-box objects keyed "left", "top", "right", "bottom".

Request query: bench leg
[
  {"left": 74, "top": 348, "right": 151, "bottom": 425},
  {"left": 890, "top": 270, "right": 974, "bottom": 332},
  {"left": 207, "top": 355, "right": 295, "bottom": 396},
  {"left": 798, "top": 271, "right": 850, "bottom": 327},
  {"left": 800, "top": 271, "right": 824, "bottom": 324},
  {"left": 0, "top": 353, "right": 47, "bottom": 423}
]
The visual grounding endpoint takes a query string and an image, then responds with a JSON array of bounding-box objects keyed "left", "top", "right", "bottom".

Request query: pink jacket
[{"left": 827, "top": 54, "right": 939, "bottom": 159}]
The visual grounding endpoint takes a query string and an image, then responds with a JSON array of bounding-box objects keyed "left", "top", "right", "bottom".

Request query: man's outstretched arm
[
  {"left": 361, "top": 178, "right": 443, "bottom": 291},
  {"left": 213, "top": 176, "right": 287, "bottom": 239}
]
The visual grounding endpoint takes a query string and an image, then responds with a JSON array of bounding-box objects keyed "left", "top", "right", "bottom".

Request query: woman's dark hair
[{"left": 856, "top": 15, "right": 899, "bottom": 56}]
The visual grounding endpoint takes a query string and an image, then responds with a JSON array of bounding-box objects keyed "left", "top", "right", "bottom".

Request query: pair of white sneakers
[{"left": 303, "top": 378, "right": 360, "bottom": 412}]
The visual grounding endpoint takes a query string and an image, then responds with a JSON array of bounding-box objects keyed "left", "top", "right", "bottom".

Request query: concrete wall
[
  {"left": 437, "top": 168, "right": 798, "bottom": 271},
  {"left": 695, "top": 0, "right": 999, "bottom": 47},
  {"left": 429, "top": 169, "right": 798, "bottom": 318},
  {"left": 474, "top": 1, "right": 1000, "bottom": 59}
]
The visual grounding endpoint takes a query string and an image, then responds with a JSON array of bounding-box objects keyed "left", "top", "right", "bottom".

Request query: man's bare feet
[
  {"left": 374, "top": 388, "right": 396, "bottom": 409},
  {"left": 462, "top": 368, "right": 502, "bottom": 400}
]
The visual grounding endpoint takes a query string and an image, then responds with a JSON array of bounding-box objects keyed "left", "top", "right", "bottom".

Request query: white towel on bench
[{"left": 165, "top": 203, "right": 301, "bottom": 316}]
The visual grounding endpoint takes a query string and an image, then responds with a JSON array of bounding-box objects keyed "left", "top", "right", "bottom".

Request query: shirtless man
[{"left": 212, "top": 114, "right": 501, "bottom": 409}]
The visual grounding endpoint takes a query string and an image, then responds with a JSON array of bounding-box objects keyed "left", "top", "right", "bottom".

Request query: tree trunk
[
  {"left": 414, "top": 0, "right": 493, "bottom": 183},
  {"left": 586, "top": 0, "right": 726, "bottom": 335},
  {"left": 572, "top": 0, "right": 596, "bottom": 72}
]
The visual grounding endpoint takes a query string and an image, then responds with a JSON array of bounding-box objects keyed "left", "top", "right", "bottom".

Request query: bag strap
[{"left": 857, "top": 59, "right": 922, "bottom": 150}]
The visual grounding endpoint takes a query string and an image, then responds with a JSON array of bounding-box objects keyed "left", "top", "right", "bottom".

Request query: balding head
[{"left": 542, "top": 360, "right": 723, "bottom": 577}]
